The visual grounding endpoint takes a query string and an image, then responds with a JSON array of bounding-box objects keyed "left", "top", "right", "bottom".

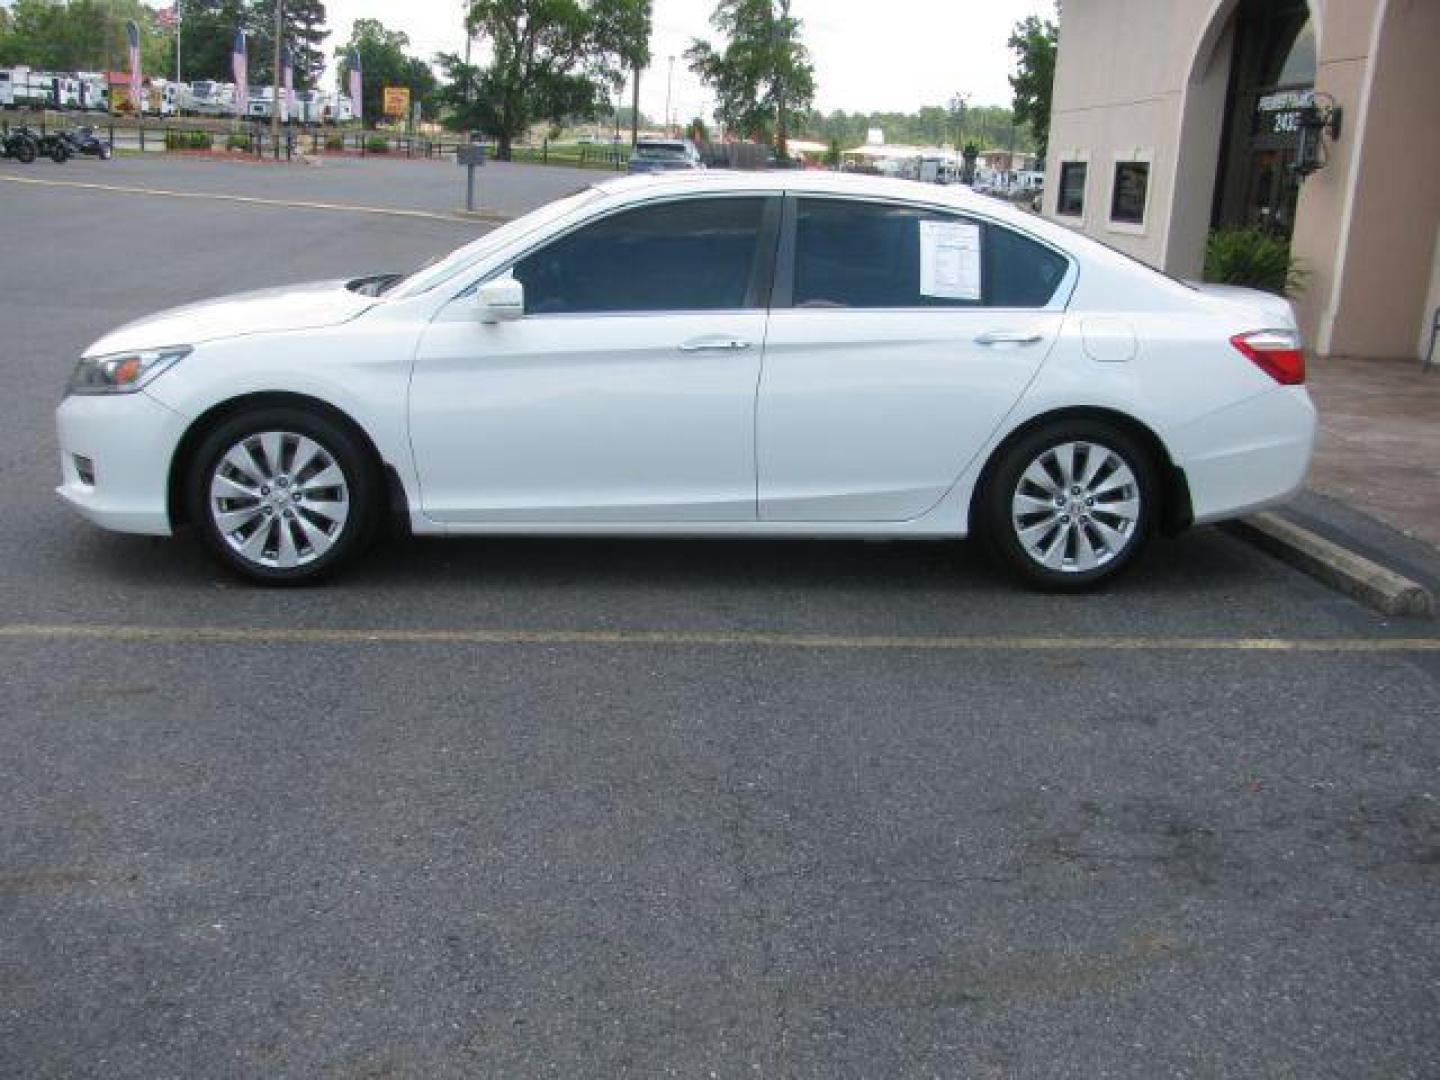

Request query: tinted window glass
[
  {"left": 791, "top": 199, "right": 1067, "bottom": 309},
  {"left": 793, "top": 199, "right": 982, "bottom": 309},
  {"left": 985, "top": 224, "right": 1069, "bottom": 307},
  {"left": 1111, "top": 162, "right": 1150, "bottom": 224},
  {"left": 512, "top": 197, "right": 766, "bottom": 314},
  {"left": 1057, "top": 161, "right": 1086, "bottom": 215}
]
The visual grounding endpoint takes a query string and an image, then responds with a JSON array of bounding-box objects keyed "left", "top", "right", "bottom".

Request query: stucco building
[{"left": 1042, "top": 0, "right": 1439, "bottom": 362}]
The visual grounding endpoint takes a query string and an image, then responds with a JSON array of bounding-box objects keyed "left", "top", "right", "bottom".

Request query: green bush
[
  {"left": 365, "top": 135, "right": 389, "bottom": 154},
  {"left": 1203, "top": 228, "right": 1305, "bottom": 297},
  {"left": 164, "top": 130, "right": 213, "bottom": 150},
  {"left": 225, "top": 133, "right": 251, "bottom": 152},
  {"left": 324, "top": 133, "right": 345, "bottom": 151}
]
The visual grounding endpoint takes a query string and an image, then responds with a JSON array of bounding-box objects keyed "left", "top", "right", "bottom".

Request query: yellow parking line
[
  {"left": 0, "top": 173, "right": 505, "bottom": 223},
  {"left": 0, "top": 623, "right": 1436, "bottom": 652}
]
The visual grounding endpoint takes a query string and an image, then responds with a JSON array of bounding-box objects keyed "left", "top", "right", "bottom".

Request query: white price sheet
[{"left": 919, "top": 219, "right": 982, "bottom": 301}]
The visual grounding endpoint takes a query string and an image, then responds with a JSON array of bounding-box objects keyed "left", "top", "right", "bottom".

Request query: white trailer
[
  {"left": 180, "top": 80, "right": 235, "bottom": 116},
  {"left": 77, "top": 73, "right": 108, "bottom": 111},
  {"left": 247, "top": 88, "right": 274, "bottom": 120},
  {"left": 0, "top": 67, "right": 58, "bottom": 108},
  {"left": 294, "top": 89, "right": 332, "bottom": 125}
]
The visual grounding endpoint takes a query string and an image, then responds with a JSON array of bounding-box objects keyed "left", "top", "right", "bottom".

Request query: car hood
[{"left": 82, "top": 279, "right": 377, "bottom": 356}]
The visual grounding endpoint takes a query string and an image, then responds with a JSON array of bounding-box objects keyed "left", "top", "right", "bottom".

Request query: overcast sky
[{"left": 320, "top": 0, "right": 1054, "bottom": 120}]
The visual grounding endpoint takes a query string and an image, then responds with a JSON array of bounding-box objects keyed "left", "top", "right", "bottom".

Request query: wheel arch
[
  {"left": 968, "top": 406, "right": 1193, "bottom": 538},
  {"left": 166, "top": 391, "right": 410, "bottom": 531}
]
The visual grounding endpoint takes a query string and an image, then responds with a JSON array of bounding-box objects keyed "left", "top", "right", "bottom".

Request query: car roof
[
  {"left": 588, "top": 169, "right": 1126, "bottom": 264},
  {"left": 591, "top": 169, "right": 1027, "bottom": 222}
]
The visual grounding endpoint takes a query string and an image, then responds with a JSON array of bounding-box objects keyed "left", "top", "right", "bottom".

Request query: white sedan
[{"left": 56, "top": 171, "right": 1315, "bottom": 588}]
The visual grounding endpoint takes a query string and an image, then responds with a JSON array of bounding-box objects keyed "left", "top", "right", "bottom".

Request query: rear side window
[
  {"left": 793, "top": 200, "right": 980, "bottom": 309},
  {"left": 790, "top": 198, "right": 1068, "bottom": 309},
  {"left": 986, "top": 223, "right": 1069, "bottom": 307},
  {"left": 512, "top": 197, "right": 767, "bottom": 314}
]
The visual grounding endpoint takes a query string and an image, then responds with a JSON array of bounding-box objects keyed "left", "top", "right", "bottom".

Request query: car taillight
[{"left": 1231, "top": 330, "right": 1305, "bottom": 385}]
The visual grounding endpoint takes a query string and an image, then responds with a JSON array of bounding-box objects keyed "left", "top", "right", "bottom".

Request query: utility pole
[
  {"left": 774, "top": 0, "right": 789, "bottom": 161},
  {"left": 629, "top": 65, "right": 640, "bottom": 148},
  {"left": 175, "top": 2, "right": 182, "bottom": 83},
  {"left": 463, "top": 0, "right": 473, "bottom": 103},
  {"left": 271, "top": 0, "right": 283, "bottom": 159},
  {"left": 665, "top": 55, "right": 674, "bottom": 138}
]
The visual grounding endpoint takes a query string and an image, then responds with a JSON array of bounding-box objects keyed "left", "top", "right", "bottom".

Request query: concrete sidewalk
[{"left": 1304, "top": 354, "right": 1440, "bottom": 550}]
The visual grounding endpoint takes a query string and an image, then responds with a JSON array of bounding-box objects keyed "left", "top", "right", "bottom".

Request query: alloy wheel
[
  {"left": 207, "top": 430, "right": 351, "bottom": 570},
  {"left": 1010, "top": 440, "right": 1141, "bottom": 573}
]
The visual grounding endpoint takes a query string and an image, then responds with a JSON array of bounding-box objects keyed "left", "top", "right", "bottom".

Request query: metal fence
[{"left": 1, "top": 110, "right": 633, "bottom": 170}]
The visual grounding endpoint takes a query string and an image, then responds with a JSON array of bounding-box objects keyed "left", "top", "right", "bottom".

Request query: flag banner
[
  {"left": 348, "top": 49, "right": 362, "bottom": 125},
  {"left": 232, "top": 29, "right": 248, "bottom": 116},
  {"left": 126, "top": 20, "right": 141, "bottom": 113},
  {"left": 281, "top": 43, "right": 294, "bottom": 124}
]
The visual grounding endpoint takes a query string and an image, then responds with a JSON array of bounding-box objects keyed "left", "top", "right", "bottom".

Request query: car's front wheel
[
  {"left": 187, "top": 407, "right": 378, "bottom": 583},
  {"left": 981, "top": 420, "right": 1157, "bottom": 589}
]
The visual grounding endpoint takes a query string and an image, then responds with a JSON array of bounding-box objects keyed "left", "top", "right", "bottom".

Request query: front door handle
[
  {"left": 679, "top": 336, "right": 752, "bottom": 352},
  {"left": 975, "top": 330, "right": 1043, "bottom": 346}
]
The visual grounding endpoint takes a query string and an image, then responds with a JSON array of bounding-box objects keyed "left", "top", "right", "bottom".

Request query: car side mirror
[{"left": 476, "top": 276, "right": 524, "bottom": 323}]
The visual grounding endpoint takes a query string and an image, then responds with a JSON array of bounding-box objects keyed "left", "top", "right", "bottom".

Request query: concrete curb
[
  {"left": 452, "top": 208, "right": 512, "bottom": 223},
  {"left": 1230, "top": 512, "right": 1435, "bottom": 617}
]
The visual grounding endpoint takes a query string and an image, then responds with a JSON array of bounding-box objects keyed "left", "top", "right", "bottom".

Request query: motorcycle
[
  {"left": 8, "top": 125, "right": 68, "bottom": 163},
  {"left": 1, "top": 127, "right": 38, "bottom": 164},
  {"left": 32, "top": 128, "right": 72, "bottom": 163},
  {"left": 61, "top": 126, "right": 112, "bottom": 161}
]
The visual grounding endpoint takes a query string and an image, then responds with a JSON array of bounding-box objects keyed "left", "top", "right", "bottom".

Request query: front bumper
[{"left": 55, "top": 390, "right": 189, "bottom": 535}]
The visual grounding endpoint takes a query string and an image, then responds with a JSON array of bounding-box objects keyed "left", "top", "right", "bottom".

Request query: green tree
[
  {"left": 336, "top": 18, "right": 437, "bottom": 125},
  {"left": 174, "top": 0, "right": 249, "bottom": 84},
  {"left": 0, "top": 0, "right": 172, "bottom": 74},
  {"left": 1007, "top": 2, "right": 1058, "bottom": 160},
  {"left": 437, "top": 0, "right": 646, "bottom": 160},
  {"left": 686, "top": 0, "right": 814, "bottom": 158},
  {"left": 246, "top": 0, "right": 328, "bottom": 89}
]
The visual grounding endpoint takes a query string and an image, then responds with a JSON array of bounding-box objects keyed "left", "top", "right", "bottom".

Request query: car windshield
[
  {"left": 383, "top": 187, "right": 605, "bottom": 298},
  {"left": 636, "top": 143, "right": 688, "bottom": 159}
]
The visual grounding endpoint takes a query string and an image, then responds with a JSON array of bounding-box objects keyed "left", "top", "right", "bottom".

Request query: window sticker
[{"left": 919, "top": 219, "right": 982, "bottom": 300}]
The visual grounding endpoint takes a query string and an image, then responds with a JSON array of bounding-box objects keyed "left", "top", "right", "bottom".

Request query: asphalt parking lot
[{"left": 2, "top": 157, "right": 1437, "bottom": 1078}]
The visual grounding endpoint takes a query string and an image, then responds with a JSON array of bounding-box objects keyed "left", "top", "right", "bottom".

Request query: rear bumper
[
  {"left": 1170, "top": 387, "right": 1317, "bottom": 525},
  {"left": 55, "top": 390, "right": 187, "bottom": 536}
]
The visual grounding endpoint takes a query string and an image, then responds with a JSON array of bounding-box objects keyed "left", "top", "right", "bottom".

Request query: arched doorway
[
  {"left": 1164, "top": 0, "right": 1318, "bottom": 276},
  {"left": 1212, "top": 0, "right": 1316, "bottom": 236}
]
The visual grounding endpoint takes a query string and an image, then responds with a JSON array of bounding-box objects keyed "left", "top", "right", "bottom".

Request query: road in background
[{"left": 1, "top": 161, "right": 1437, "bottom": 1078}]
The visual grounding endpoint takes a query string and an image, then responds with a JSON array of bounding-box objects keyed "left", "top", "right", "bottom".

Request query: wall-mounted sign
[{"left": 1257, "top": 88, "right": 1314, "bottom": 136}]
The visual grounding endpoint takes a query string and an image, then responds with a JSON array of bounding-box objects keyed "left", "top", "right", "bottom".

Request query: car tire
[
  {"left": 99, "top": 145, "right": 111, "bottom": 160},
  {"left": 14, "top": 140, "right": 36, "bottom": 164},
  {"left": 186, "top": 406, "right": 379, "bottom": 584},
  {"left": 980, "top": 419, "right": 1158, "bottom": 590},
  {"left": 50, "top": 143, "right": 69, "bottom": 163}
]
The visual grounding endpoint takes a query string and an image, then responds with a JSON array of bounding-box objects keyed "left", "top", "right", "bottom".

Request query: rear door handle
[
  {"left": 975, "top": 331, "right": 1043, "bottom": 346},
  {"left": 679, "top": 336, "right": 752, "bottom": 352}
]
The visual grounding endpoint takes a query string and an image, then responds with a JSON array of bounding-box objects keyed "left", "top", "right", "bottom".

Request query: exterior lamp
[{"left": 1294, "top": 93, "right": 1342, "bottom": 178}]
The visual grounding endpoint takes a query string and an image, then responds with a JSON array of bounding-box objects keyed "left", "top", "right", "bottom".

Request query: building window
[
  {"left": 1110, "top": 161, "right": 1150, "bottom": 225},
  {"left": 1057, "top": 162, "right": 1087, "bottom": 216}
]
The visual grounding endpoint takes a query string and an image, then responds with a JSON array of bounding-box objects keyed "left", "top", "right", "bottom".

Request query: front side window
[
  {"left": 1057, "top": 161, "right": 1087, "bottom": 216},
  {"left": 791, "top": 199, "right": 1067, "bottom": 310},
  {"left": 1110, "top": 161, "right": 1150, "bottom": 225},
  {"left": 512, "top": 197, "right": 767, "bottom": 314}
]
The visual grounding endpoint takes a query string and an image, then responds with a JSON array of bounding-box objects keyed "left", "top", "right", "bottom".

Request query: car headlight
[{"left": 66, "top": 346, "right": 191, "bottom": 396}]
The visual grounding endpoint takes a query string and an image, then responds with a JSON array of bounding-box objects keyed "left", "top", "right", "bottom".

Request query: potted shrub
[{"left": 1203, "top": 228, "right": 1306, "bottom": 297}]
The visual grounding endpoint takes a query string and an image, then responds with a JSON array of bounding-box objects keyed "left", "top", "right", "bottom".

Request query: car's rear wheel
[
  {"left": 187, "top": 407, "right": 378, "bottom": 583},
  {"left": 981, "top": 420, "right": 1157, "bottom": 590}
]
